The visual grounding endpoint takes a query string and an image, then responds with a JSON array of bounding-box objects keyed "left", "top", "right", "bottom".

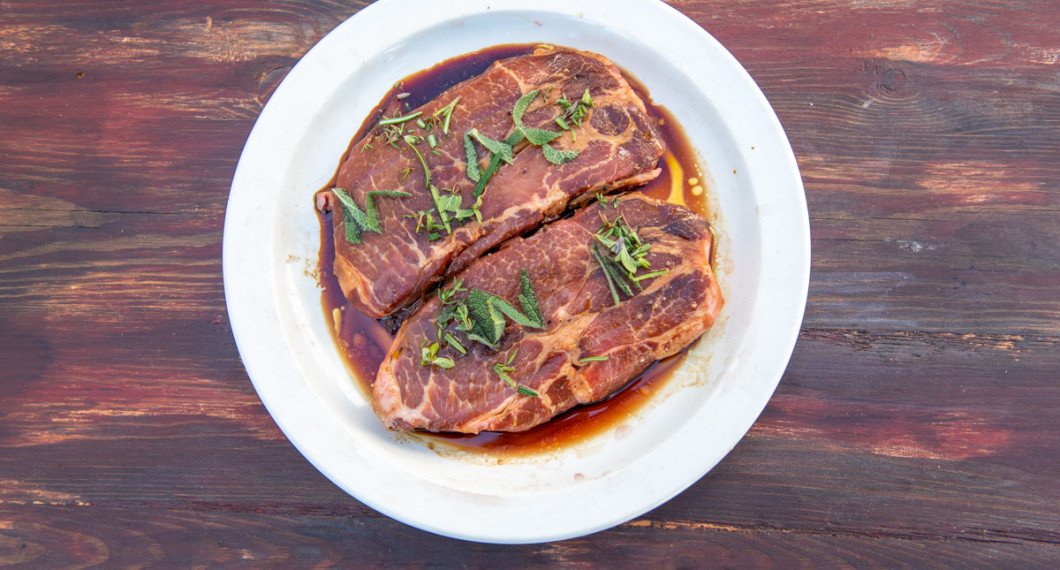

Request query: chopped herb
[
  {"left": 380, "top": 122, "right": 406, "bottom": 147},
  {"left": 420, "top": 341, "right": 455, "bottom": 369},
  {"left": 427, "top": 184, "right": 452, "bottom": 233},
  {"left": 510, "top": 89, "right": 580, "bottom": 166},
  {"left": 427, "top": 133, "right": 438, "bottom": 148},
  {"left": 360, "top": 141, "right": 374, "bottom": 153},
  {"left": 438, "top": 278, "right": 466, "bottom": 304},
  {"left": 415, "top": 118, "right": 427, "bottom": 129},
  {"left": 426, "top": 269, "right": 544, "bottom": 363},
  {"left": 405, "top": 209, "right": 444, "bottom": 241},
  {"left": 331, "top": 187, "right": 411, "bottom": 244},
  {"left": 433, "top": 96, "right": 461, "bottom": 134},
  {"left": 401, "top": 166, "right": 412, "bottom": 180},
  {"left": 556, "top": 88, "right": 593, "bottom": 127},
  {"left": 378, "top": 110, "right": 423, "bottom": 126},
  {"left": 578, "top": 355, "right": 609, "bottom": 364},
  {"left": 492, "top": 349, "right": 540, "bottom": 397},
  {"left": 444, "top": 333, "right": 467, "bottom": 355},
  {"left": 591, "top": 243, "right": 624, "bottom": 306},
  {"left": 596, "top": 192, "right": 620, "bottom": 208},
  {"left": 492, "top": 349, "right": 518, "bottom": 388},
  {"left": 589, "top": 213, "right": 667, "bottom": 306},
  {"left": 632, "top": 270, "right": 670, "bottom": 282}
]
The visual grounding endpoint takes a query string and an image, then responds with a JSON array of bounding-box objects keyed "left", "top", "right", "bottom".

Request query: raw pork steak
[
  {"left": 325, "top": 46, "right": 663, "bottom": 317},
  {"left": 373, "top": 194, "right": 723, "bottom": 433}
]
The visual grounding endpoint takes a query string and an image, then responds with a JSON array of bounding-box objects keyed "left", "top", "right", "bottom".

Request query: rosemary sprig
[
  {"left": 556, "top": 89, "right": 593, "bottom": 129},
  {"left": 492, "top": 349, "right": 540, "bottom": 397},
  {"left": 378, "top": 111, "right": 423, "bottom": 126},
  {"left": 578, "top": 355, "right": 609, "bottom": 364}
]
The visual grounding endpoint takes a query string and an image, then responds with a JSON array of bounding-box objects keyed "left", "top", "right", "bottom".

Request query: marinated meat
[
  {"left": 326, "top": 46, "right": 663, "bottom": 318},
  {"left": 373, "top": 194, "right": 723, "bottom": 433}
]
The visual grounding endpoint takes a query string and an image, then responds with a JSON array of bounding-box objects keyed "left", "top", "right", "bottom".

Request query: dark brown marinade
[{"left": 316, "top": 44, "right": 712, "bottom": 454}]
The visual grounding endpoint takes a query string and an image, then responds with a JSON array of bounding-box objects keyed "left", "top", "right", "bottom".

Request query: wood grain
[{"left": 1, "top": 0, "right": 1058, "bottom": 566}]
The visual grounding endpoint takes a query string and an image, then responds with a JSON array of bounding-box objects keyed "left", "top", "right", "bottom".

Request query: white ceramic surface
[{"left": 223, "top": 0, "right": 809, "bottom": 544}]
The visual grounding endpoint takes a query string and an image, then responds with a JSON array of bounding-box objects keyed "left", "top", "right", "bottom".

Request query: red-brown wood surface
[{"left": 1, "top": 0, "right": 1057, "bottom": 566}]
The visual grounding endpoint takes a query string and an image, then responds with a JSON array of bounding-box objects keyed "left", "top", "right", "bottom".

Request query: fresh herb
[
  {"left": 443, "top": 333, "right": 467, "bottom": 355},
  {"left": 381, "top": 122, "right": 407, "bottom": 147},
  {"left": 463, "top": 132, "right": 481, "bottom": 182},
  {"left": 512, "top": 89, "right": 562, "bottom": 146},
  {"left": 331, "top": 187, "right": 411, "bottom": 244},
  {"left": 591, "top": 242, "right": 629, "bottom": 306},
  {"left": 403, "top": 134, "right": 454, "bottom": 234},
  {"left": 433, "top": 96, "right": 461, "bottom": 135},
  {"left": 427, "top": 133, "right": 438, "bottom": 148},
  {"left": 578, "top": 355, "right": 609, "bottom": 364},
  {"left": 518, "top": 385, "right": 541, "bottom": 397},
  {"left": 438, "top": 278, "right": 466, "bottom": 305},
  {"left": 511, "top": 89, "right": 580, "bottom": 166},
  {"left": 542, "top": 144, "right": 578, "bottom": 165},
  {"left": 428, "top": 268, "right": 544, "bottom": 364},
  {"left": 555, "top": 88, "right": 593, "bottom": 142},
  {"left": 472, "top": 131, "right": 524, "bottom": 199},
  {"left": 467, "top": 129, "right": 515, "bottom": 164},
  {"left": 405, "top": 209, "right": 445, "bottom": 241},
  {"left": 415, "top": 118, "right": 428, "bottom": 129},
  {"left": 596, "top": 192, "right": 620, "bottom": 208},
  {"left": 590, "top": 214, "right": 667, "bottom": 306},
  {"left": 465, "top": 269, "right": 544, "bottom": 348},
  {"left": 556, "top": 88, "right": 593, "bottom": 127},
  {"left": 492, "top": 349, "right": 540, "bottom": 397},
  {"left": 420, "top": 341, "right": 455, "bottom": 369},
  {"left": 378, "top": 110, "right": 423, "bottom": 126}
]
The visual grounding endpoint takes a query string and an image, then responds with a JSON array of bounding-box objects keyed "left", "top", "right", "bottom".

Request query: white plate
[{"left": 224, "top": 0, "right": 809, "bottom": 544}]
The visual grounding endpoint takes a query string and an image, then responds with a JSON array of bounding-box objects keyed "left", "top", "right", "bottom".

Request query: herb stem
[
  {"left": 473, "top": 131, "right": 524, "bottom": 199},
  {"left": 378, "top": 111, "right": 423, "bottom": 126}
]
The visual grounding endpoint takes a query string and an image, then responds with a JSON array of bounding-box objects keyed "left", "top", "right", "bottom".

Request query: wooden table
[{"left": 2, "top": 1, "right": 1057, "bottom": 566}]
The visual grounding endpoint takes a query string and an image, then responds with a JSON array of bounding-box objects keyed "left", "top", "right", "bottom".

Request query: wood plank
[
  {"left": 0, "top": 0, "right": 1057, "bottom": 563},
  {"left": 1, "top": 507, "right": 1057, "bottom": 567}
]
